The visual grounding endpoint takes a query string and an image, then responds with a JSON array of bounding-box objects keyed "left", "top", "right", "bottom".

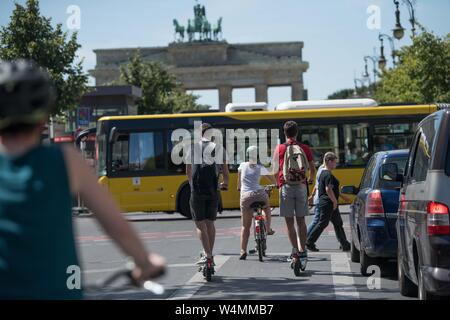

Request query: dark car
[
  {"left": 342, "top": 150, "right": 408, "bottom": 276},
  {"left": 396, "top": 108, "right": 450, "bottom": 300}
]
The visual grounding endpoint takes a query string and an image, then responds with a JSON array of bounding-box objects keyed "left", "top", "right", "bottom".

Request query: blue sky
[{"left": 1, "top": 0, "right": 449, "bottom": 108}]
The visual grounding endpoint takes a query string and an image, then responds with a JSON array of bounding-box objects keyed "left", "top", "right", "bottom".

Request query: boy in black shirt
[{"left": 306, "top": 152, "right": 351, "bottom": 252}]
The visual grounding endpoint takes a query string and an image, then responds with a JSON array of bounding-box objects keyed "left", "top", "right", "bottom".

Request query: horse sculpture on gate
[
  {"left": 202, "top": 20, "right": 212, "bottom": 40},
  {"left": 173, "top": 2, "right": 223, "bottom": 42},
  {"left": 173, "top": 19, "right": 185, "bottom": 42},
  {"left": 213, "top": 17, "right": 222, "bottom": 41}
]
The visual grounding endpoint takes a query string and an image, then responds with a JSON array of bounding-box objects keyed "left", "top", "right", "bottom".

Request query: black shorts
[{"left": 190, "top": 192, "right": 219, "bottom": 221}]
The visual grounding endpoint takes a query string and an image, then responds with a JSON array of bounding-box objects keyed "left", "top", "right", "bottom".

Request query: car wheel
[
  {"left": 351, "top": 240, "right": 360, "bottom": 263},
  {"left": 178, "top": 185, "right": 192, "bottom": 219},
  {"left": 360, "top": 245, "right": 377, "bottom": 276},
  {"left": 397, "top": 249, "right": 417, "bottom": 297}
]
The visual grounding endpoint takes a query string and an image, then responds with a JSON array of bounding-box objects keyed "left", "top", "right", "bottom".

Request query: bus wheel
[{"left": 179, "top": 186, "right": 192, "bottom": 219}]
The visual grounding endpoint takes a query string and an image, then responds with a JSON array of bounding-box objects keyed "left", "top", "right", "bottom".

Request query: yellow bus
[{"left": 95, "top": 99, "right": 439, "bottom": 218}]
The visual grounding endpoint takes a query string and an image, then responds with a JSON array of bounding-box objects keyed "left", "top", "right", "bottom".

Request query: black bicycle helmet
[{"left": 0, "top": 59, "right": 55, "bottom": 130}]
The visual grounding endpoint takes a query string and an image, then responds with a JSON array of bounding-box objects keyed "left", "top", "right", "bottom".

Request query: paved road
[{"left": 76, "top": 207, "right": 413, "bottom": 300}]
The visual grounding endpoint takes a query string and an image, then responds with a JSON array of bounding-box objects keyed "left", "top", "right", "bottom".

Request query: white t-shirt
[{"left": 238, "top": 162, "right": 270, "bottom": 194}]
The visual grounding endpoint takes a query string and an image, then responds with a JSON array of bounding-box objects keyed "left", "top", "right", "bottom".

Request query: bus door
[{"left": 109, "top": 131, "right": 168, "bottom": 212}]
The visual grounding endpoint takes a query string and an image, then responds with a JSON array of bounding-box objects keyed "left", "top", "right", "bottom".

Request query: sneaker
[
  {"left": 306, "top": 243, "right": 320, "bottom": 252},
  {"left": 299, "top": 251, "right": 308, "bottom": 259},
  {"left": 196, "top": 255, "right": 216, "bottom": 266},
  {"left": 196, "top": 255, "right": 207, "bottom": 265}
]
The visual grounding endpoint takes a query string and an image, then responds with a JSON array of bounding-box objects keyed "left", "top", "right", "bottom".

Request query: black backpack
[{"left": 192, "top": 141, "right": 219, "bottom": 197}]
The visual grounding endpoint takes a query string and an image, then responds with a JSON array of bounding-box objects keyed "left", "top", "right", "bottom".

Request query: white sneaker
[
  {"left": 196, "top": 255, "right": 216, "bottom": 266},
  {"left": 196, "top": 255, "right": 207, "bottom": 265}
]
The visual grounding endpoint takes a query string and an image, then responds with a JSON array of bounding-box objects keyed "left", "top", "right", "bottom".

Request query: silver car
[{"left": 397, "top": 106, "right": 450, "bottom": 300}]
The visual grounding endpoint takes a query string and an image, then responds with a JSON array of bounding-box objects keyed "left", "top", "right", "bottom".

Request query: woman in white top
[{"left": 237, "top": 146, "right": 277, "bottom": 260}]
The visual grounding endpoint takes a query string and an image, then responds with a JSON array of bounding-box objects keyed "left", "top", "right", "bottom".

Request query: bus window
[
  {"left": 111, "top": 132, "right": 165, "bottom": 173},
  {"left": 298, "top": 125, "right": 339, "bottom": 167},
  {"left": 96, "top": 133, "right": 107, "bottom": 177},
  {"left": 226, "top": 127, "right": 277, "bottom": 171},
  {"left": 168, "top": 129, "right": 193, "bottom": 174},
  {"left": 129, "top": 132, "right": 165, "bottom": 171},
  {"left": 111, "top": 134, "right": 129, "bottom": 172},
  {"left": 373, "top": 123, "right": 418, "bottom": 152},
  {"left": 343, "top": 123, "right": 369, "bottom": 166}
]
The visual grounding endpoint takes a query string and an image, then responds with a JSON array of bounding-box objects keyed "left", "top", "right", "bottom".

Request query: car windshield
[{"left": 378, "top": 157, "right": 407, "bottom": 190}]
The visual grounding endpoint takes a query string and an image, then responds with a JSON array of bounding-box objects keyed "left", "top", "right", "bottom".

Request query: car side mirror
[
  {"left": 380, "top": 163, "right": 399, "bottom": 181},
  {"left": 341, "top": 185, "right": 358, "bottom": 195}
]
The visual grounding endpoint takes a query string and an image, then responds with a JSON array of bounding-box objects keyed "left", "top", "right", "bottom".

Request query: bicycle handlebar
[{"left": 85, "top": 262, "right": 165, "bottom": 296}]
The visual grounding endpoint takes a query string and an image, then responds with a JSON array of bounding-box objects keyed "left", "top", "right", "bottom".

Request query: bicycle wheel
[
  {"left": 260, "top": 223, "right": 267, "bottom": 256},
  {"left": 202, "top": 265, "right": 212, "bottom": 282},
  {"left": 300, "top": 257, "right": 307, "bottom": 271},
  {"left": 205, "top": 267, "right": 212, "bottom": 282},
  {"left": 257, "top": 240, "right": 263, "bottom": 262},
  {"left": 293, "top": 258, "right": 301, "bottom": 276}
]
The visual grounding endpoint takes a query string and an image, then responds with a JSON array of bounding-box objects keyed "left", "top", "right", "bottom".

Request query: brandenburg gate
[{"left": 90, "top": 2, "right": 309, "bottom": 111}]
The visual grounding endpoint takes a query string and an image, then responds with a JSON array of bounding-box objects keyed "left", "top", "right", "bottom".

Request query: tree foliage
[
  {"left": 327, "top": 85, "right": 376, "bottom": 100},
  {"left": 328, "top": 88, "right": 357, "bottom": 99},
  {"left": 120, "top": 52, "right": 210, "bottom": 114},
  {"left": 375, "top": 31, "right": 450, "bottom": 104},
  {"left": 0, "top": 0, "right": 88, "bottom": 116}
]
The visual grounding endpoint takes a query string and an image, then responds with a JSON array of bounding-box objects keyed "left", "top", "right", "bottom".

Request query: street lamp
[
  {"left": 404, "top": 0, "right": 417, "bottom": 37},
  {"left": 364, "top": 56, "right": 378, "bottom": 84},
  {"left": 379, "top": 33, "right": 397, "bottom": 67},
  {"left": 392, "top": 0, "right": 405, "bottom": 40},
  {"left": 354, "top": 78, "right": 371, "bottom": 98},
  {"left": 378, "top": 37, "right": 387, "bottom": 70},
  {"left": 392, "top": 0, "right": 417, "bottom": 40}
]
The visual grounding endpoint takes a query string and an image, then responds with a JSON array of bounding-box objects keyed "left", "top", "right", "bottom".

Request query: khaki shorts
[
  {"left": 279, "top": 184, "right": 308, "bottom": 218},
  {"left": 240, "top": 189, "right": 269, "bottom": 215}
]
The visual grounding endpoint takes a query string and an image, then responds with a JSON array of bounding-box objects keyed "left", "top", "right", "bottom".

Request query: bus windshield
[{"left": 96, "top": 131, "right": 107, "bottom": 177}]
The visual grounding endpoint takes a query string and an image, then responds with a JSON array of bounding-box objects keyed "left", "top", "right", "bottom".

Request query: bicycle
[
  {"left": 290, "top": 250, "right": 308, "bottom": 276},
  {"left": 197, "top": 255, "right": 215, "bottom": 282},
  {"left": 84, "top": 261, "right": 165, "bottom": 300},
  {"left": 249, "top": 184, "right": 277, "bottom": 262}
]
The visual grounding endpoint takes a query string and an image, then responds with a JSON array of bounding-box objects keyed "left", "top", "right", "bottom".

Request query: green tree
[
  {"left": 375, "top": 31, "right": 450, "bottom": 104},
  {"left": 0, "top": 0, "right": 88, "bottom": 116},
  {"left": 328, "top": 88, "right": 357, "bottom": 99},
  {"left": 120, "top": 52, "right": 209, "bottom": 114},
  {"left": 328, "top": 85, "right": 377, "bottom": 99}
]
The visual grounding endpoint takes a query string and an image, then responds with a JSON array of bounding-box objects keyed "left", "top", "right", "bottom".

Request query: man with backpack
[
  {"left": 186, "top": 123, "right": 229, "bottom": 267},
  {"left": 273, "top": 121, "right": 315, "bottom": 266}
]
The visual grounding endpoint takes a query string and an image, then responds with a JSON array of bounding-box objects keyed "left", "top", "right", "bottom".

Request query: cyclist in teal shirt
[{"left": 0, "top": 60, "right": 166, "bottom": 299}]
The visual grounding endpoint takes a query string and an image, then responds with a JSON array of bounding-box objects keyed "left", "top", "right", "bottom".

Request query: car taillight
[
  {"left": 365, "top": 190, "right": 385, "bottom": 217},
  {"left": 427, "top": 201, "right": 450, "bottom": 235},
  {"left": 399, "top": 194, "right": 407, "bottom": 217}
]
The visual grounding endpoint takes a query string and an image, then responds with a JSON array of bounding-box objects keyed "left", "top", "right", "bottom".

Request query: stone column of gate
[
  {"left": 254, "top": 84, "right": 268, "bottom": 103},
  {"left": 291, "top": 81, "right": 305, "bottom": 101},
  {"left": 219, "top": 85, "right": 232, "bottom": 112}
]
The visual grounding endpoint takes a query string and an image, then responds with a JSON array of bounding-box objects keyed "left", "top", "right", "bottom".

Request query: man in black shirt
[{"left": 306, "top": 152, "right": 351, "bottom": 252}]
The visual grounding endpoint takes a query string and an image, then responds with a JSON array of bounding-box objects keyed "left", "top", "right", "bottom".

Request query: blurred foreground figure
[{"left": 0, "top": 60, "right": 165, "bottom": 299}]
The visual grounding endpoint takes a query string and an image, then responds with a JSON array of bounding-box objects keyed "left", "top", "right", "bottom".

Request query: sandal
[
  {"left": 239, "top": 251, "right": 247, "bottom": 260},
  {"left": 267, "top": 229, "right": 275, "bottom": 235}
]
